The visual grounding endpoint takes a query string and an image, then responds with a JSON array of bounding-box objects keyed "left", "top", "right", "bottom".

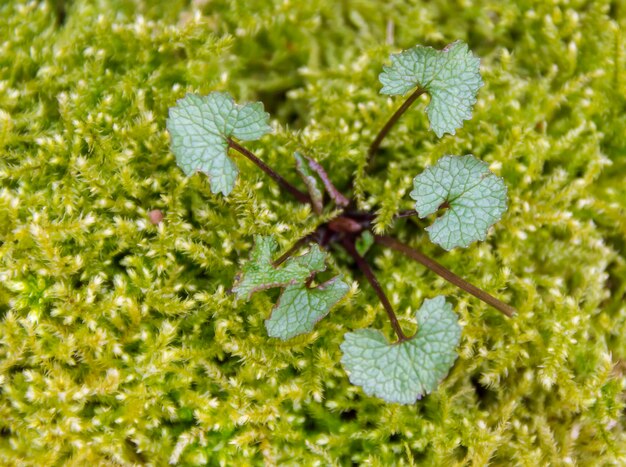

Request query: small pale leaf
[
  {"left": 232, "top": 236, "right": 326, "bottom": 300},
  {"left": 379, "top": 41, "right": 483, "bottom": 137},
  {"left": 355, "top": 231, "right": 374, "bottom": 256},
  {"left": 294, "top": 152, "right": 324, "bottom": 214},
  {"left": 167, "top": 92, "right": 272, "bottom": 195},
  {"left": 340, "top": 296, "right": 461, "bottom": 404},
  {"left": 410, "top": 155, "right": 507, "bottom": 250},
  {"left": 266, "top": 276, "right": 349, "bottom": 340}
]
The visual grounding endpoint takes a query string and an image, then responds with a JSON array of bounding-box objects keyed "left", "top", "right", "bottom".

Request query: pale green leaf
[
  {"left": 167, "top": 91, "right": 272, "bottom": 195},
  {"left": 232, "top": 236, "right": 326, "bottom": 300},
  {"left": 355, "top": 231, "right": 374, "bottom": 256},
  {"left": 340, "top": 296, "right": 461, "bottom": 405},
  {"left": 379, "top": 41, "right": 483, "bottom": 137},
  {"left": 294, "top": 151, "right": 324, "bottom": 214},
  {"left": 410, "top": 155, "right": 507, "bottom": 250},
  {"left": 266, "top": 276, "right": 349, "bottom": 340}
]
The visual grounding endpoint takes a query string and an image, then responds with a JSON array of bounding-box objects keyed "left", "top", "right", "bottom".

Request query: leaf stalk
[
  {"left": 367, "top": 87, "right": 425, "bottom": 167},
  {"left": 272, "top": 234, "right": 313, "bottom": 267},
  {"left": 374, "top": 235, "right": 516, "bottom": 317},
  {"left": 228, "top": 138, "right": 312, "bottom": 205},
  {"left": 341, "top": 237, "right": 409, "bottom": 342}
]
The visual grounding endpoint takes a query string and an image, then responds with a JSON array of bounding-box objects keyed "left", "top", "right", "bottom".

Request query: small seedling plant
[{"left": 167, "top": 41, "right": 515, "bottom": 404}]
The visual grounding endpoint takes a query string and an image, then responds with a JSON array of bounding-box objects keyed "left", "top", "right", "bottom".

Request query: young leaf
[
  {"left": 379, "top": 41, "right": 482, "bottom": 137},
  {"left": 294, "top": 152, "right": 324, "bottom": 214},
  {"left": 306, "top": 157, "right": 350, "bottom": 207},
  {"left": 167, "top": 91, "right": 272, "bottom": 195},
  {"left": 355, "top": 231, "right": 374, "bottom": 256},
  {"left": 410, "top": 155, "right": 507, "bottom": 250},
  {"left": 232, "top": 235, "right": 326, "bottom": 300},
  {"left": 265, "top": 276, "right": 349, "bottom": 340},
  {"left": 340, "top": 296, "right": 461, "bottom": 405}
]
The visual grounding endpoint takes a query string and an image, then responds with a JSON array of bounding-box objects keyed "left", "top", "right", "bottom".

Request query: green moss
[{"left": 0, "top": 0, "right": 625, "bottom": 464}]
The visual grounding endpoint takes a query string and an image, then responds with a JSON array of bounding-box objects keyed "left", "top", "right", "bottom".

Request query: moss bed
[{"left": 1, "top": 0, "right": 626, "bottom": 464}]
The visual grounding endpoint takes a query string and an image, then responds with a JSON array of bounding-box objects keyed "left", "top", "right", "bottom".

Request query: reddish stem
[
  {"left": 375, "top": 235, "right": 516, "bottom": 317},
  {"left": 272, "top": 235, "right": 313, "bottom": 267},
  {"left": 228, "top": 138, "right": 311, "bottom": 205},
  {"left": 341, "top": 237, "right": 409, "bottom": 342},
  {"left": 395, "top": 209, "right": 418, "bottom": 219},
  {"left": 367, "top": 87, "right": 425, "bottom": 167}
]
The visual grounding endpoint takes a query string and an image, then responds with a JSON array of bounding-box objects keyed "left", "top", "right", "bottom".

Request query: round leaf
[{"left": 410, "top": 155, "right": 507, "bottom": 250}]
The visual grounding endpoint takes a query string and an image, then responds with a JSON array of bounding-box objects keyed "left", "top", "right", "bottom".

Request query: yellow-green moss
[{"left": 0, "top": 0, "right": 625, "bottom": 464}]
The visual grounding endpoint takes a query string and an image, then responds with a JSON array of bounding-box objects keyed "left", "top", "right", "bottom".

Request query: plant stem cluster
[{"left": 228, "top": 93, "right": 515, "bottom": 342}]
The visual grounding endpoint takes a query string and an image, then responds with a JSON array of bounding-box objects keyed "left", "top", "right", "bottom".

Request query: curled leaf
[
  {"left": 294, "top": 152, "right": 324, "bottom": 214},
  {"left": 306, "top": 157, "right": 350, "bottom": 207}
]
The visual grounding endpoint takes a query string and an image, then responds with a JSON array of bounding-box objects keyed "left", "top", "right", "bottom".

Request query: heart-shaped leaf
[
  {"left": 167, "top": 91, "right": 272, "bottom": 195},
  {"left": 410, "top": 155, "right": 507, "bottom": 250},
  {"left": 379, "top": 41, "right": 483, "bottom": 137},
  {"left": 340, "top": 296, "right": 461, "bottom": 404}
]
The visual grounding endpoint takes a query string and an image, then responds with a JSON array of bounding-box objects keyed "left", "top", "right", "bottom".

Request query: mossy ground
[{"left": 1, "top": 0, "right": 626, "bottom": 465}]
